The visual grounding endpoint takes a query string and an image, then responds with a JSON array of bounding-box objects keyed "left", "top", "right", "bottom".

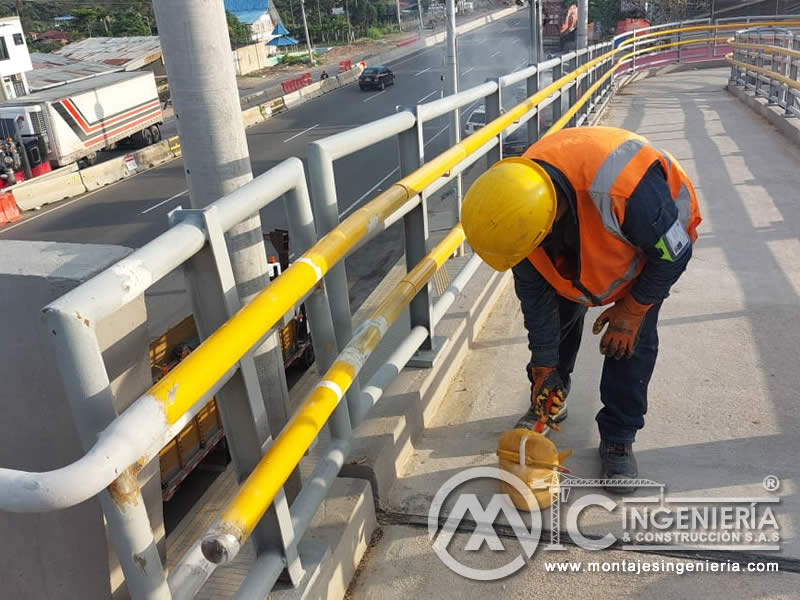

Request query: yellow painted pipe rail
[
  {"left": 618, "top": 21, "right": 800, "bottom": 46},
  {"left": 727, "top": 38, "right": 800, "bottom": 59},
  {"left": 179, "top": 18, "right": 793, "bottom": 567},
  {"left": 546, "top": 37, "right": 720, "bottom": 135},
  {"left": 143, "top": 20, "right": 787, "bottom": 434},
  {"left": 727, "top": 54, "right": 800, "bottom": 91},
  {"left": 201, "top": 226, "right": 466, "bottom": 563}
]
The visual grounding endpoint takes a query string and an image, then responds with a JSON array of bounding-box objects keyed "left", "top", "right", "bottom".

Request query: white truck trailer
[{"left": 0, "top": 71, "right": 163, "bottom": 170}]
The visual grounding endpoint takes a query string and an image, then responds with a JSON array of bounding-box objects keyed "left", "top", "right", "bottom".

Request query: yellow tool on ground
[{"left": 497, "top": 428, "right": 571, "bottom": 511}]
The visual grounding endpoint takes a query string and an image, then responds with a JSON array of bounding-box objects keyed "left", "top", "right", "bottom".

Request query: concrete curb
[
  {"left": 726, "top": 83, "right": 800, "bottom": 149},
  {"left": 271, "top": 478, "right": 377, "bottom": 600},
  {"left": 340, "top": 263, "right": 512, "bottom": 507}
]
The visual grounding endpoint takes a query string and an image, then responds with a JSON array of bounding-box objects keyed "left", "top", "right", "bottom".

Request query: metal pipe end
[{"left": 201, "top": 533, "right": 241, "bottom": 564}]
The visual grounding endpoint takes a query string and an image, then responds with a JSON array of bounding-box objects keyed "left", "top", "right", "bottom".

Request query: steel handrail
[
  {"left": 0, "top": 19, "right": 781, "bottom": 514},
  {"left": 727, "top": 54, "right": 800, "bottom": 91}
]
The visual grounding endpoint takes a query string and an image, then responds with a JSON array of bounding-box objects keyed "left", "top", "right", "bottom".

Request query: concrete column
[
  {"left": 152, "top": 0, "right": 300, "bottom": 499},
  {"left": 0, "top": 240, "right": 164, "bottom": 600}
]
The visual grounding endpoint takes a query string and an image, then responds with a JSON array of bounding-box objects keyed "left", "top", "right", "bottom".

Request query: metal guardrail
[
  {"left": 727, "top": 27, "right": 800, "bottom": 117},
  {"left": 1, "top": 15, "right": 797, "bottom": 600}
]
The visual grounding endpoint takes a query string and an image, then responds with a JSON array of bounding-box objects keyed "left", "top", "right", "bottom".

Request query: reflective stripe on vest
[{"left": 588, "top": 138, "right": 646, "bottom": 244}]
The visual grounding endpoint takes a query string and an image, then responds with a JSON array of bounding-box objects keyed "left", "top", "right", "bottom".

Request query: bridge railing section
[
  {"left": 727, "top": 26, "right": 800, "bottom": 118},
  {"left": 0, "top": 16, "right": 797, "bottom": 600}
]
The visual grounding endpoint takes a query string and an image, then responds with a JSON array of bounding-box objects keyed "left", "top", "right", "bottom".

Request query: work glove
[
  {"left": 592, "top": 295, "right": 653, "bottom": 360},
  {"left": 530, "top": 366, "right": 566, "bottom": 433}
]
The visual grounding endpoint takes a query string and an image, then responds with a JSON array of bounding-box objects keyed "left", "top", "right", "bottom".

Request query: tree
[
  {"left": 72, "top": 7, "right": 105, "bottom": 37},
  {"left": 226, "top": 10, "right": 252, "bottom": 47},
  {"left": 111, "top": 11, "right": 151, "bottom": 36}
]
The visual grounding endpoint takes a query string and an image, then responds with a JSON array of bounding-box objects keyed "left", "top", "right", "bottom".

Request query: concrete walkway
[{"left": 348, "top": 68, "right": 800, "bottom": 597}]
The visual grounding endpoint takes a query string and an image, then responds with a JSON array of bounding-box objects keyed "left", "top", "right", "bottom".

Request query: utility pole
[
  {"left": 345, "top": 0, "right": 354, "bottom": 42},
  {"left": 151, "top": 0, "right": 300, "bottom": 505},
  {"left": 417, "top": 0, "right": 424, "bottom": 33},
  {"left": 396, "top": 0, "right": 402, "bottom": 30},
  {"left": 577, "top": 0, "right": 587, "bottom": 50},
  {"left": 300, "top": 0, "right": 315, "bottom": 64}
]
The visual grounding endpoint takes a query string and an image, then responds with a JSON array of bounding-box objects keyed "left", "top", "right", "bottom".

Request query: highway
[{"left": 1, "top": 14, "right": 534, "bottom": 308}]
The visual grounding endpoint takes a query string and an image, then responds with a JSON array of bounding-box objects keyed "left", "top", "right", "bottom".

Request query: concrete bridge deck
[{"left": 346, "top": 67, "right": 800, "bottom": 598}]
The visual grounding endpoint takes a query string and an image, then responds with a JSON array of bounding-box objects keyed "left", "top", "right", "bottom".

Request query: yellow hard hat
[{"left": 461, "top": 157, "right": 557, "bottom": 272}]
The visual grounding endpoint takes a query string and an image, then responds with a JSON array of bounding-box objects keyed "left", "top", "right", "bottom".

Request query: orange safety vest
[{"left": 524, "top": 126, "right": 701, "bottom": 306}]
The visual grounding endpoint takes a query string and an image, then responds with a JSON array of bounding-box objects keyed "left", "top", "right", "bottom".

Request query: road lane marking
[
  {"left": 363, "top": 89, "right": 388, "bottom": 102},
  {"left": 283, "top": 123, "right": 319, "bottom": 142},
  {"left": 417, "top": 89, "right": 440, "bottom": 103},
  {"left": 414, "top": 67, "right": 432, "bottom": 76},
  {"left": 513, "top": 61, "right": 528, "bottom": 71},
  {"left": 463, "top": 67, "right": 475, "bottom": 75},
  {"left": 490, "top": 50, "right": 502, "bottom": 58},
  {"left": 340, "top": 167, "right": 400, "bottom": 218},
  {"left": 141, "top": 189, "right": 188, "bottom": 215},
  {"left": 425, "top": 125, "right": 449, "bottom": 147}
]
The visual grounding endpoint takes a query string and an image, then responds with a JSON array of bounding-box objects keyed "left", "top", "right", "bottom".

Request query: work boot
[{"left": 598, "top": 440, "right": 638, "bottom": 494}]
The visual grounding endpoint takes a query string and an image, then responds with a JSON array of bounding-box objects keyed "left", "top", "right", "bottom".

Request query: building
[
  {"left": 0, "top": 17, "right": 32, "bottom": 99},
  {"left": 54, "top": 36, "right": 165, "bottom": 78},
  {"left": 29, "top": 30, "right": 72, "bottom": 45},
  {"left": 27, "top": 52, "right": 120, "bottom": 92},
  {"left": 225, "top": 0, "right": 282, "bottom": 43}
]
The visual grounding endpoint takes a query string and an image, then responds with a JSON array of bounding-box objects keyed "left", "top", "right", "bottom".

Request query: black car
[
  {"left": 502, "top": 127, "right": 529, "bottom": 157},
  {"left": 359, "top": 66, "right": 395, "bottom": 91}
]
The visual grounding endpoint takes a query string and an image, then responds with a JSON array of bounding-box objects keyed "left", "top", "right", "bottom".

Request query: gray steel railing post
[
  {"left": 527, "top": 65, "right": 540, "bottom": 143},
  {"left": 396, "top": 107, "right": 437, "bottom": 365},
  {"left": 168, "top": 207, "right": 304, "bottom": 585},
  {"left": 730, "top": 31, "right": 740, "bottom": 84},
  {"left": 552, "top": 59, "right": 563, "bottom": 126},
  {"left": 677, "top": 21, "right": 683, "bottom": 63},
  {"left": 485, "top": 78, "right": 502, "bottom": 164},
  {"left": 568, "top": 55, "right": 578, "bottom": 127},
  {"left": 786, "top": 32, "right": 798, "bottom": 115},
  {"left": 305, "top": 146, "right": 363, "bottom": 425},
  {"left": 42, "top": 314, "right": 169, "bottom": 599},
  {"left": 756, "top": 30, "right": 765, "bottom": 97}
]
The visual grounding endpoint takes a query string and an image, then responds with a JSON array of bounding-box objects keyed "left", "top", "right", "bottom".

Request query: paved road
[{"left": 1, "top": 14, "right": 534, "bottom": 308}]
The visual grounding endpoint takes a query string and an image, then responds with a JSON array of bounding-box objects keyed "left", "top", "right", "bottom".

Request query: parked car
[
  {"left": 359, "top": 66, "right": 395, "bottom": 91},
  {"left": 464, "top": 105, "right": 486, "bottom": 135},
  {"left": 502, "top": 127, "right": 529, "bottom": 157}
]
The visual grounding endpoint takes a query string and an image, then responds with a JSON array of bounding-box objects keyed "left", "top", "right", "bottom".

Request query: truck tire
[
  {"left": 149, "top": 125, "right": 161, "bottom": 143},
  {"left": 132, "top": 128, "right": 154, "bottom": 149}
]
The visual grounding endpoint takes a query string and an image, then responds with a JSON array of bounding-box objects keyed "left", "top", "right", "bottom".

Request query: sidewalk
[{"left": 347, "top": 67, "right": 800, "bottom": 597}]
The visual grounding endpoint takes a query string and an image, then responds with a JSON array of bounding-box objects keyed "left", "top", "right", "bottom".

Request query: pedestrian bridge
[{"left": 2, "top": 17, "right": 800, "bottom": 600}]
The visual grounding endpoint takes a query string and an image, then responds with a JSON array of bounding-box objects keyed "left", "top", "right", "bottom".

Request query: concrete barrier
[
  {"left": 242, "top": 105, "right": 266, "bottom": 128},
  {"left": 132, "top": 140, "right": 176, "bottom": 170},
  {"left": 79, "top": 155, "right": 134, "bottom": 191},
  {"left": 283, "top": 90, "right": 304, "bottom": 109},
  {"left": 168, "top": 135, "right": 182, "bottom": 157},
  {"left": 11, "top": 168, "right": 87, "bottom": 211}
]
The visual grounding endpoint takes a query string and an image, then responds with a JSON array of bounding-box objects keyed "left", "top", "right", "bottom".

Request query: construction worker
[{"left": 461, "top": 126, "right": 701, "bottom": 492}]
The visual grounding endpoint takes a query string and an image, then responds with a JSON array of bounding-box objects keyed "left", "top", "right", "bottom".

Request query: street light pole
[
  {"left": 529, "top": 0, "right": 539, "bottom": 64},
  {"left": 577, "top": 0, "right": 587, "bottom": 50},
  {"left": 445, "top": 0, "right": 462, "bottom": 252},
  {"left": 417, "top": 0, "right": 424, "bottom": 33},
  {"left": 396, "top": 0, "right": 402, "bottom": 30},
  {"left": 300, "top": 0, "right": 314, "bottom": 64}
]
